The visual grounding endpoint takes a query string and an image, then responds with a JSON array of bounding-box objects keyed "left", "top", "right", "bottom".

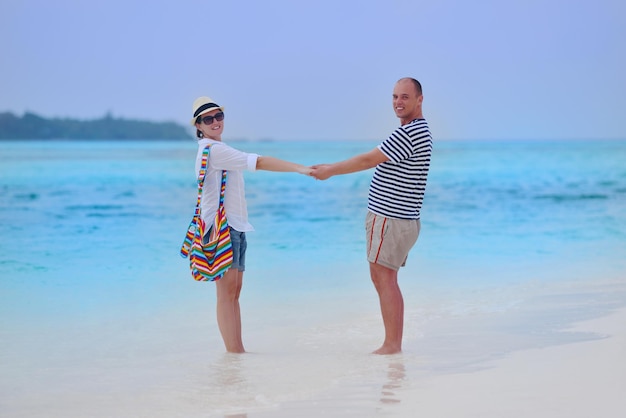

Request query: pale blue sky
[{"left": 2, "top": 0, "right": 625, "bottom": 141}]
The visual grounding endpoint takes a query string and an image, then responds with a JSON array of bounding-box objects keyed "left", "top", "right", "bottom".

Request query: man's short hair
[{"left": 399, "top": 77, "right": 422, "bottom": 96}]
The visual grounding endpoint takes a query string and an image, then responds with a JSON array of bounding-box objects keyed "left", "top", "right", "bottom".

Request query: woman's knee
[{"left": 216, "top": 271, "right": 243, "bottom": 300}]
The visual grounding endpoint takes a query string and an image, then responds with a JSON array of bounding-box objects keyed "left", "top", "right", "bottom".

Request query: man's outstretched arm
[{"left": 311, "top": 148, "right": 388, "bottom": 180}]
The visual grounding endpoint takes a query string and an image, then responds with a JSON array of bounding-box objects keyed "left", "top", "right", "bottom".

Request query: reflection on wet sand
[
  {"left": 212, "top": 353, "right": 249, "bottom": 418},
  {"left": 380, "top": 359, "right": 406, "bottom": 404},
  {"left": 214, "top": 353, "right": 247, "bottom": 387}
]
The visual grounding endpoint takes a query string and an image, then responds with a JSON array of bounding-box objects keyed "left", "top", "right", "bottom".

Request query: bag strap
[{"left": 180, "top": 145, "right": 227, "bottom": 257}]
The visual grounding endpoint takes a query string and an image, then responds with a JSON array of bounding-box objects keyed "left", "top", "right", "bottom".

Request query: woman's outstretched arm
[{"left": 256, "top": 156, "right": 312, "bottom": 175}]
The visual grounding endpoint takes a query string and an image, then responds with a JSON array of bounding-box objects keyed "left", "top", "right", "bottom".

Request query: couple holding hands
[{"left": 188, "top": 77, "right": 432, "bottom": 355}]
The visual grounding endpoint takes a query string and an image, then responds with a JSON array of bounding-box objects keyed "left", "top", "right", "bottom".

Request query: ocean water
[{"left": 1, "top": 139, "right": 626, "bottom": 417}]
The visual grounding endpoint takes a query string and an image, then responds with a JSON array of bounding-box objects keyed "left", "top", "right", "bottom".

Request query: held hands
[
  {"left": 297, "top": 165, "right": 313, "bottom": 176},
  {"left": 294, "top": 163, "right": 334, "bottom": 180},
  {"left": 309, "top": 164, "right": 333, "bottom": 180}
]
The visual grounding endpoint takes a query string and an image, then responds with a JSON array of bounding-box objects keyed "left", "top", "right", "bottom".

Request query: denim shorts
[
  {"left": 202, "top": 227, "right": 247, "bottom": 272},
  {"left": 228, "top": 227, "right": 247, "bottom": 272}
]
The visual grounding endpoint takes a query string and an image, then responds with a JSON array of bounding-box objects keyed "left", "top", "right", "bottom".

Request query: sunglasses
[{"left": 199, "top": 112, "right": 225, "bottom": 125}]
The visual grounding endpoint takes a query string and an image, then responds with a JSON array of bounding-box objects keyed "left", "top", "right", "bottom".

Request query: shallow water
[{"left": 1, "top": 138, "right": 625, "bottom": 416}]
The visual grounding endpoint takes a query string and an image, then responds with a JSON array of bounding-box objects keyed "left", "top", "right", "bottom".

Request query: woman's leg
[{"left": 215, "top": 268, "right": 245, "bottom": 353}]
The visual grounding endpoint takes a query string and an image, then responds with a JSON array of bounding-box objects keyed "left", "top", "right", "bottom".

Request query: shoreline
[
  {"left": 251, "top": 305, "right": 626, "bottom": 418},
  {"left": 1, "top": 278, "right": 624, "bottom": 418},
  {"left": 400, "top": 306, "right": 626, "bottom": 418}
]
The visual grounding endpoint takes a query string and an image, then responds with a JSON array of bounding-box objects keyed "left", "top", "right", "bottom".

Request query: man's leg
[{"left": 370, "top": 262, "right": 403, "bottom": 355}]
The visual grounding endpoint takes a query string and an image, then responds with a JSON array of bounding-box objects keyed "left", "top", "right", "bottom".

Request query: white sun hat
[{"left": 190, "top": 96, "right": 225, "bottom": 126}]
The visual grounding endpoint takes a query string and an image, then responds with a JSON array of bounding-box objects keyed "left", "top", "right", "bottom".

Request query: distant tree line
[{"left": 0, "top": 112, "right": 193, "bottom": 140}]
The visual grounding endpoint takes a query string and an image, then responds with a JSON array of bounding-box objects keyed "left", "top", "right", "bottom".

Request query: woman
[{"left": 190, "top": 96, "right": 310, "bottom": 353}]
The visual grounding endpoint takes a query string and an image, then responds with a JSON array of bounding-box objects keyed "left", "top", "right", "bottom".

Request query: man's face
[{"left": 392, "top": 80, "right": 422, "bottom": 121}]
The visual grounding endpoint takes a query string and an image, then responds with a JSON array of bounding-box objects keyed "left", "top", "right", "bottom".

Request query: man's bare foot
[{"left": 372, "top": 345, "right": 401, "bottom": 355}]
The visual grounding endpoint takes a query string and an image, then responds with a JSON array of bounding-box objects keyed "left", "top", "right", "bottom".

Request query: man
[{"left": 311, "top": 77, "right": 432, "bottom": 354}]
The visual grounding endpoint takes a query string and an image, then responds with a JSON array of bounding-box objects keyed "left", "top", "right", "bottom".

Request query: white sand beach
[
  {"left": 2, "top": 280, "right": 625, "bottom": 418},
  {"left": 397, "top": 307, "right": 626, "bottom": 418},
  {"left": 253, "top": 306, "right": 626, "bottom": 418}
]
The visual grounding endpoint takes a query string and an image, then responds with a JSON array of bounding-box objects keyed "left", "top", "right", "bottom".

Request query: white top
[{"left": 195, "top": 139, "right": 259, "bottom": 232}]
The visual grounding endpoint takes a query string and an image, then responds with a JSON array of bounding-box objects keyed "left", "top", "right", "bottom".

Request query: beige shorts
[{"left": 365, "top": 211, "right": 420, "bottom": 271}]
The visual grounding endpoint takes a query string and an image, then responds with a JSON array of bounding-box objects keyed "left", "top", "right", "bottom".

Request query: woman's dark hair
[{"left": 195, "top": 116, "right": 204, "bottom": 139}]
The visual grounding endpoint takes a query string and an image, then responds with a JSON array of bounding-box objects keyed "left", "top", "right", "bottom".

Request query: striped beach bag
[{"left": 180, "top": 146, "right": 233, "bottom": 281}]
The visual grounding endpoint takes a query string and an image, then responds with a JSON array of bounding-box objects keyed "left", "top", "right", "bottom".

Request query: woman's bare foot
[{"left": 372, "top": 344, "right": 402, "bottom": 355}]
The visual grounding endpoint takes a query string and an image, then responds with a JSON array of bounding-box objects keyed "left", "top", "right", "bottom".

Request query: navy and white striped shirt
[{"left": 367, "top": 118, "right": 432, "bottom": 219}]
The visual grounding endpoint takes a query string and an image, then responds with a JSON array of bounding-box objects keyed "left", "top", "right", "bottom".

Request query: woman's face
[{"left": 195, "top": 108, "right": 224, "bottom": 140}]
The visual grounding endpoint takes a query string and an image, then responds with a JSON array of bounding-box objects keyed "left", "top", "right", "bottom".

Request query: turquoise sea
[{"left": 1, "top": 139, "right": 626, "bottom": 417}]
